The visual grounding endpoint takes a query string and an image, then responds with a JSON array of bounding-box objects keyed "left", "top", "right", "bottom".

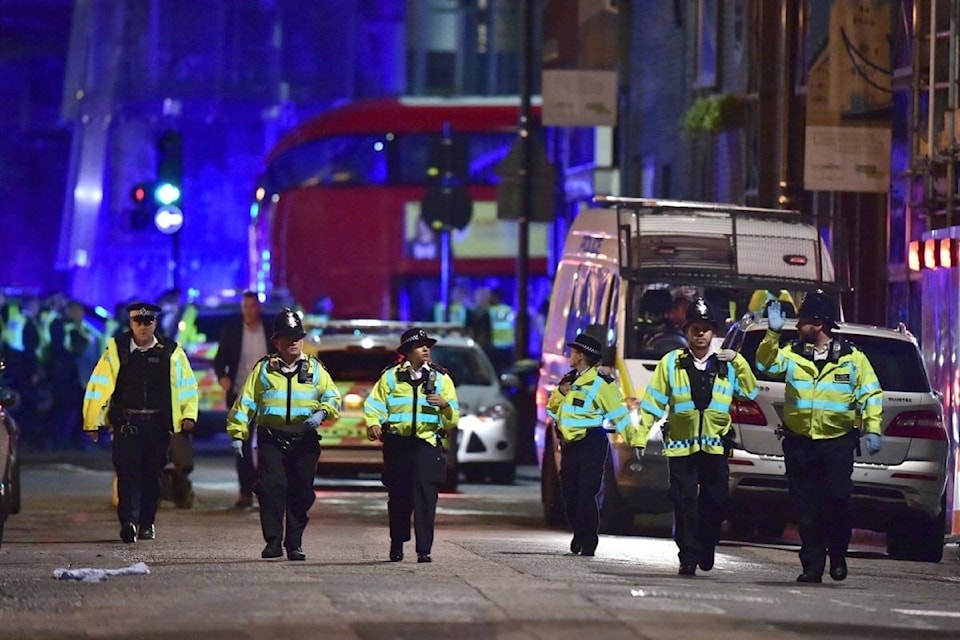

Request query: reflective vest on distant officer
[
  {"left": 226, "top": 353, "right": 342, "bottom": 441},
  {"left": 81, "top": 333, "right": 199, "bottom": 433},
  {"left": 755, "top": 332, "right": 882, "bottom": 439},
  {"left": 432, "top": 302, "right": 467, "bottom": 326},
  {"left": 1, "top": 303, "right": 24, "bottom": 352},
  {"left": 363, "top": 362, "right": 460, "bottom": 443},
  {"left": 546, "top": 366, "right": 634, "bottom": 444},
  {"left": 629, "top": 348, "right": 758, "bottom": 456},
  {"left": 489, "top": 303, "right": 515, "bottom": 349}
]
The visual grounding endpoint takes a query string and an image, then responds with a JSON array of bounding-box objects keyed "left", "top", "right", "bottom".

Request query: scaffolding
[{"left": 909, "top": 1, "right": 960, "bottom": 228}]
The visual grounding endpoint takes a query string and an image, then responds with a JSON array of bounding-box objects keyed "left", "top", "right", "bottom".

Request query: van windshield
[{"left": 625, "top": 284, "right": 807, "bottom": 361}]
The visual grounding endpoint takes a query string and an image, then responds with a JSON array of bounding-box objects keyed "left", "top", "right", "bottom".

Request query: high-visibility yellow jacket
[
  {"left": 363, "top": 362, "right": 459, "bottom": 444},
  {"left": 82, "top": 335, "right": 199, "bottom": 433},
  {"left": 628, "top": 349, "right": 758, "bottom": 456},
  {"left": 489, "top": 304, "right": 515, "bottom": 349},
  {"left": 755, "top": 329, "right": 883, "bottom": 439},
  {"left": 227, "top": 354, "right": 342, "bottom": 441},
  {"left": 547, "top": 366, "right": 634, "bottom": 444}
]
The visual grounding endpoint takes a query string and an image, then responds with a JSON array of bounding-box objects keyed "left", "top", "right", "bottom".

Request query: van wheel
[
  {"left": 887, "top": 502, "right": 946, "bottom": 563},
  {"left": 488, "top": 463, "right": 515, "bottom": 485},
  {"left": 599, "top": 453, "right": 634, "bottom": 535},
  {"left": 541, "top": 433, "right": 566, "bottom": 526}
]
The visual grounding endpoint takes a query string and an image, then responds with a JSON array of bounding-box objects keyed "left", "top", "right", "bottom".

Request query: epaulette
[
  {"left": 309, "top": 354, "right": 328, "bottom": 371},
  {"left": 598, "top": 370, "right": 615, "bottom": 383},
  {"left": 427, "top": 361, "right": 447, "bottom": 375},
  {"left": 380, "top": 362, "right": 399, "bottom": 376}
]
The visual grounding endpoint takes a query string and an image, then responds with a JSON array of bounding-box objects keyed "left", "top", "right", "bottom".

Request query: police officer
[
  {"left": 364, "top": 327, "right": 459, "bottom": 563},
  {"left": 629, "top": 298, "right": 758, "bottom": 576},
  {"left": 226, "top": 308, "right": 341, "bottom": 561},
  {"left": 761, "top": 290, "right": 883, "bottom": 583},
  {"left": 82, "top": 301, "right": 199, "bottom": 543},
  {"left": 546, "top": 333, "right": 633, "bottom": 557}
]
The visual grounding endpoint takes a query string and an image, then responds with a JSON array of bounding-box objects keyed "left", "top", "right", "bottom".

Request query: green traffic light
[{"left": 154, "top": 182, "right": 181, "bottom": 206}]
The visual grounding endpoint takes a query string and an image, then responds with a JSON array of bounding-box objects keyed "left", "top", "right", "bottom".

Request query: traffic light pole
[{"left": 515, "top": 0, "right": 534, "bottom": 362}]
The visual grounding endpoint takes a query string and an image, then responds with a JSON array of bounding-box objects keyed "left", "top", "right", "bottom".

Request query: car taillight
[
  {"left": 883, "top": 410, "right": 946, "bottom": 440},
  {"left": 730, "top": 399, "right": 767, "bottom": 426}
]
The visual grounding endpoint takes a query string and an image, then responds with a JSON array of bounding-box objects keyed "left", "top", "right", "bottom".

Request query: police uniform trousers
[
  {"left": 381, "top": 434, "right": 444, "bottom": 556},
  {"left": 228, "top": 391, "right": 257, "bottom": 498},
  {"left": 111, "top": 412, "right": 171, "bottom": 530},
  {"left": 255, "top": 426, "right": 320, "bottom": 551},
  {"left": 782, "top": 429, "right": 856, "bottom": 576},
  {"left": 559, "top": 427, "right": 608, "bottom": 554},
  {"left": 667, "top": 451, "right": 729, "bottom": 566}
]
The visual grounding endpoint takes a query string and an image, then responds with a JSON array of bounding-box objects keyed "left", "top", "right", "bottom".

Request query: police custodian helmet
[
  {"left": 271, "top": 308, "right": 306, "bottom": 340},
  {"left": 683, "top": 297, "right": 715, "bottom": 329},
  {"left": 797, "top": 289, "right": 838, "bottom": 328}
]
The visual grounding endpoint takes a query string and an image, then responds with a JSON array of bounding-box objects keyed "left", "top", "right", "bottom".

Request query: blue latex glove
[
  {"left": 633, "top": 447, "right": 644, "bottom": 460},
  {"left": 864, "top": 433, "right": 882, "bottom": 455},
  {"left": 231, "top": 439, "right": 243, "bottom": 458},
  {"left": 767, "top": 300, "right": 786, "bottom": 331},
  {"left": 303, "top": 409, "right": 327, "bottom": 429},
  {"left": 716, "top": 348, "right": 737, "bottom": 362}
]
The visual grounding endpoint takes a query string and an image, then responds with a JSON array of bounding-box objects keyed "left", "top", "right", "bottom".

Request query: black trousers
[
  {"left": 381, "top": 435, "right": 444, "bottom": 555},
  {"left": 236, "top": 433, "right": 257, "bottom": 497},
  {"left": 228, "top": 392, "right": 257, "bottom": 497},
  {"left": 667, "top": 452, "right": 729, "bottom": 565},
  {"left": 559, "top": 428, "right": 608, "bottom": 553},
  {"left": 782, "top": 430, "right": 856, "bottom": 575},
  {"left": 255, "top": 427, "right": 320, "bottom": 551},
  {"left": 111, "top": 416, "right": 170, "bottom": 529}
]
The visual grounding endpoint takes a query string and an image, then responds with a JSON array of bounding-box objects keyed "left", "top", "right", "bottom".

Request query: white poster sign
[
  {"left": 542, "top": 69, "right": 618, "bottom": 127},
  {"left": 803, "top": 125, "right": 891, "bottom": 193}
]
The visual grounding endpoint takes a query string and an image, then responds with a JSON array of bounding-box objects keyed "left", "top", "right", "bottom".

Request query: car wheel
[
  {"left": 541, "top": 432, "right": 566, "bottom": 527},
  {"left": 887, "top": 501, "right": 946, "bottom": 563},
  {"left": 11, "top": 456, "right": 21, "bottom": 515},
  {"left": 488, "top": 462, "right": 515, "bottom": 485},
  {"left": 599, "top": 451, "right": 635, "bottom": 535},
  {"left": 463, "top": 467, "right": 485, "bottom": 484}
]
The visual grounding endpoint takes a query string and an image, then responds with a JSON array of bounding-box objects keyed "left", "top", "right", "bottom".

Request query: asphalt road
[{"left": 2, "top": 449, "right": 959, "bottom": 640}]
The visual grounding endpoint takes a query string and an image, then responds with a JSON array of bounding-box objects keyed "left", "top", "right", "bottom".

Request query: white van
[{"left": 535, "top": 196, "right": 838, "bottom": 533}]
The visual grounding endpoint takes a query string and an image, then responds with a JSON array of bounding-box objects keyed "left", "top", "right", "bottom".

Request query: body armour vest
[{"left": 113, "top": 334, "right": 173, "bottom": 414}]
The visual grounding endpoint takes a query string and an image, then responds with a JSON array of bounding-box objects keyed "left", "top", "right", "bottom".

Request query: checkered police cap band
[{"left": 401, "top": 329, "right": 430, "bottom": 348}]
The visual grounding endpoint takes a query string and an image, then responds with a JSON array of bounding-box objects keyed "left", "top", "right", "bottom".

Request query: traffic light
[
  {"left": 154, "top": 130, "right": 184, "bottom": 234},
  {"left": 155, "top": 130, "right": 183, "bottom": 207},
  {"left": 129, "top": 182, "right": 151, "bottom": 230}
]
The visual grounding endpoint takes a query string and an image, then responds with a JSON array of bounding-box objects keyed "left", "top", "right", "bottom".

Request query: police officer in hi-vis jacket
[
  {"left": 227, "top": 308, "right": 341, "bottom": 561},
  {"left": 546, "top": 332, "right": 634, "bottom": 558},
  {"left": 82, "top": 301, "right": 199, "bottom": 544},
  {"left": 364, "top": 327, "right": 459, "bottom": 564},
  {"left": 629, "top": 298, "right": 758, "bottom": 576},
  {"left": 760, "top": 291, "right": 882, "bottom": 583}
]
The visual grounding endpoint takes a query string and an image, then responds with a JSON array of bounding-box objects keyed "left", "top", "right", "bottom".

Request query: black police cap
[{"left": 124, "top": 301, "right": 162, "bottom": 317}]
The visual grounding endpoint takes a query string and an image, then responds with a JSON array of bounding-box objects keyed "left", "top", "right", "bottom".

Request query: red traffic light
[{"left": 131, "top": 183, "right": 149, "bottom": 204}]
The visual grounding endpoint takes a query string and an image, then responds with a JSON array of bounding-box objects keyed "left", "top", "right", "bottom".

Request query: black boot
[
  {"left": 261, "top": 539, "right": 283, "bottom": 559},
  {"left": 389, "top": 541, "right": 403, "bottom": 562}
]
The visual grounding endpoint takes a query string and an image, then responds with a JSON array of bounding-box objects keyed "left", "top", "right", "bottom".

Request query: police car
[
  {"left": 723, "top": 316, "right": 950, "bottom": 562},
  {"left": 302, "top": 320, "right": 519, "bottom": 488}
]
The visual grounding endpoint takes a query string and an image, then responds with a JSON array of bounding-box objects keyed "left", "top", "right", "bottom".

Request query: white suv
[{"left": 722, "top": 316, "right": 951, "bottom": 562}]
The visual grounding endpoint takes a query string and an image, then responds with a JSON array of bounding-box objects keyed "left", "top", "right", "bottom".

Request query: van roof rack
[
  {"left": 593, "top": 195, "right": 801, "bottom": 218},
  {"left": 301, "top": 318, "right": 466, "bottom": 336}
]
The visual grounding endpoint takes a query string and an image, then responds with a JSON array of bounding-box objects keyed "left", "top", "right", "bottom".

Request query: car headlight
[{"left": 476, "top": 403, "right": 510, "bottom": 420}]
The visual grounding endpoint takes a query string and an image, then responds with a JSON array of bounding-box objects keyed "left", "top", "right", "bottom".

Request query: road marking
[
  {"left": 630, "top": 588, "right": 777, "bottom": 604},
  {"left": 893, "top": 609, "right": 960, "bottom": 618}
]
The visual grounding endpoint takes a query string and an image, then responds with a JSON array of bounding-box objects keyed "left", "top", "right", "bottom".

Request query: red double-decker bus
[{"left": 250, "top": 96, "right": 553, "bottom": 321}]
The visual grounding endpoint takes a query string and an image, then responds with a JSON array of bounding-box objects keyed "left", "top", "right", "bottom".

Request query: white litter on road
[{"left": 53, "top": 562, "right": 150, "bottom": 583}]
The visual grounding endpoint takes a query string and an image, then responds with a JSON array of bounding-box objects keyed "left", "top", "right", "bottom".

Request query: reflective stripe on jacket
[
  {"left": 755, "top": 329, "right": 883, "bottom": 439},
  {"left": 363, "top": 363, "right": 459, "bottom": 442},
  {"left": 226, "top": 355, "right": 342, "bottom": 441},
  {"left": 629, "top": 349, "right": 758, "bottom": 456},
  {"left": 82, "top": 335, "right": 199, "bottom": 432},
  {"left": 546, "top": 366, "right": 634, "bottom": 443}
]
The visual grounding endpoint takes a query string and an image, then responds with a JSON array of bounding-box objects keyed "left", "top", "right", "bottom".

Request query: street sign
[{"left": 495, "top": 136, "right": 556, "bottom": 222}]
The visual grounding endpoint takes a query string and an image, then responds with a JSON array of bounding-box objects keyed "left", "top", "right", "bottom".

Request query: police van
[{"left": 536, "top": 196, "right": 839, "bottom": 533}]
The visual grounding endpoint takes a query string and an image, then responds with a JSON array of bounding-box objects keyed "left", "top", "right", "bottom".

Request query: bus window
[
  {"left": 396, "top": 132, "right": 516, "bottom": 185},
  {"left": 264, "top": 135, "right": 389, "bottom": 191}
]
